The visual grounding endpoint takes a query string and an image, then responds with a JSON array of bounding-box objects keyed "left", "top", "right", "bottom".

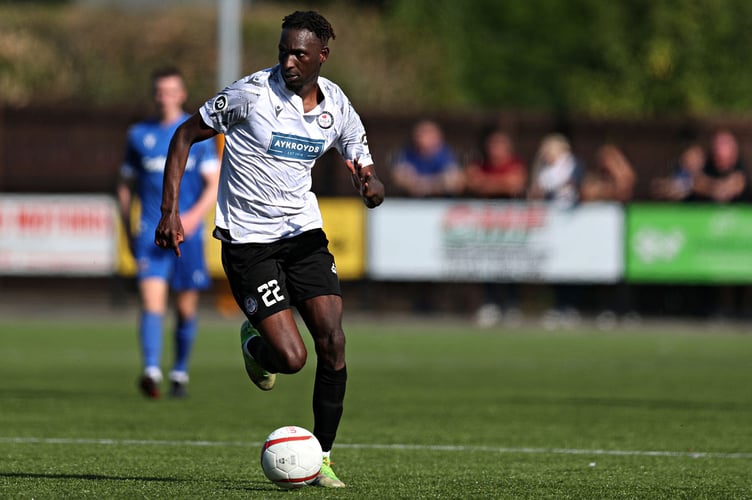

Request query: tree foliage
[
  {"left": 386, "top": 0, "right": 752, "bottom": 117},
  {"left": 2, "top": 1, "right": 752, "bottom": 118}
]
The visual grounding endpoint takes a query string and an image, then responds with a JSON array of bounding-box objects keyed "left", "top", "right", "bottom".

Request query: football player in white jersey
[{"left": 155, "top": 11, "right": 384, "bottom": 488}]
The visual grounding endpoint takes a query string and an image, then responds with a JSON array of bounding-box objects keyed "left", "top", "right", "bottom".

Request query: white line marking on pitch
[{"left": 1, "top": 437, "right": 751, "bottom": 459}]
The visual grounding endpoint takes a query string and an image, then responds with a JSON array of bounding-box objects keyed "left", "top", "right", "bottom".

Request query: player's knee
[
  {"left": 278, "top": 345, "right": 307, "bottom": 374},
  {"left": 315, "top": 327, "right": 346, "bottom": 357}
]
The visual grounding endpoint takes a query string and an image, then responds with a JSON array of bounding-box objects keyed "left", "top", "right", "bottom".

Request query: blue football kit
[
  {"left": 122, "top": 112, "right": 218, "bottom": 289},
  {"left": 121, "top": 112, "right": 219, "bottom": 377}
]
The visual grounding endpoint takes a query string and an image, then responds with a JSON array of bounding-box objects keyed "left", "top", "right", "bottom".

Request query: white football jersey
[{"left": 199, "top": 65, "right": 373, "bottom": 243}]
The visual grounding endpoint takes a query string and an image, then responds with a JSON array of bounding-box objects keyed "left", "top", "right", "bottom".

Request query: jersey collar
[{"left": 271, "top": 66, "right": 325, "bottom": 116}]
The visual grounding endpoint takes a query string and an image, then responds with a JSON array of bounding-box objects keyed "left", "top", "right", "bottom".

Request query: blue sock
[
  {"left": 173, "top": 316, "right": 198, "bottom": 374},
  {"left": 139, "top": 311, "right": 163, "bottom": 369}
]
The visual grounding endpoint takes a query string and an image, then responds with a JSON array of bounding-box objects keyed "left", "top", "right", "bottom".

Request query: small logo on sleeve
[{"left": 213, "top": 95, "right": 228, "bottom": 112}]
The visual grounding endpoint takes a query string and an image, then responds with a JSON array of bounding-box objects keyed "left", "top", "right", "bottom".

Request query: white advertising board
[
  {"left": 0, "top": 195, "right": 118, "bottom": 275},
  {"left": 367, "top": 199, "right": 623, "bottom": 283}
]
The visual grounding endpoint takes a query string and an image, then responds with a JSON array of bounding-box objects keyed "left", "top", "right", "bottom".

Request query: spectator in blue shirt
[{"left": 391, "top": 119, "right": 464, "bottom": 197}]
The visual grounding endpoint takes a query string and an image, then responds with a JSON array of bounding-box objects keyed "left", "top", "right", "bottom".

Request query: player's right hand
[{"left": 154, "top": 212, "right": 184, "bottom": 257}]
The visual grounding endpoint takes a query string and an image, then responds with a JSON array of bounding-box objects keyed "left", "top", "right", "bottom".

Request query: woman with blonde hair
[
  {"left": 528, "top": 133, "right": 583, "bottom": 207},
  {"left": 528, "top": 133, "right": 584, "bottom": 329}
]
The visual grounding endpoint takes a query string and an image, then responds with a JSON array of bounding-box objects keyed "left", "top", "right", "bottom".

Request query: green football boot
[
  {"left": 312, "top": 456, "right": 346, "bottom": 488},
  {"left": 240, "top": 321, "right": 276, "bottom": 391}
]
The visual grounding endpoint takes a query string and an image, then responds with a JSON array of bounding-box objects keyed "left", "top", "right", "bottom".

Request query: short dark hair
[
  {"left": 282, "top": 11, "right": 336, "bottom": 44},
  {"left": 151, "top": 66, "right": 184, "bottom": 82}
]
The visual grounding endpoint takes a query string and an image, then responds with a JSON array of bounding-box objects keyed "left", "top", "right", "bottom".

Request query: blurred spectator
[
  {"left": 581, "top": 143, "right": 639, "bottom": 328},
  {"left": 692, "top": 129, "right": 750, "bottom": 202},
  {"left": 528, "top": 133, "right": 583, "bottom": 208},
  {"left": 465, "top": 126, "right": 528, "bottom": 327},
  {"left": 391, "top": 119, "right": 464, "bottom": 197},
  {"left": 529, "top": 133, "right": 584, "bottom": 329},
  {"left": 464, "top": 127, "right": 527, "bottom": 199},
  {"left": 580, "top": 143, "right": 636, "bottom": 202},
  {"left": 651, "top": 143, "right": 705, "bottom": 201},
  {"left": 649, "top": 142, "right": 706, "bottom": 321},
  {"left": 693, "top": 130, "right": 750, "bottom": 320}
]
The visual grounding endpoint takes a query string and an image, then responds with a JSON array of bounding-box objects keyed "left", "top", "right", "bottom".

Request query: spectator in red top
[
  {"left": 464, "top": 127, "right": 528, "bottom": 199},
  {"left": 465, "top": 126, "right": 528, "bottom": 327}
]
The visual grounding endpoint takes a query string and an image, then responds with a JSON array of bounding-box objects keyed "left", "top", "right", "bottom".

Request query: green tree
[{"left": 387, "top": 0, "right": 752, "bottom": 117}]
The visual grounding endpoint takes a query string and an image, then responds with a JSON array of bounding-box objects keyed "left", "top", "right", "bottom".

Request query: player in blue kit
[
  {"left": 154, "top": 11, "right": 384, "bottom": 487},
  {"left": 117, "top": 66, "right": 220, "bottom": 399}
]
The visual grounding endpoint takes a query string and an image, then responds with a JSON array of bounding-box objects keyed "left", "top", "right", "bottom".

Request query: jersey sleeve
[
  {"left": 334, "top": 99, "right": 373, "bottom": 168},
  {"left": 199, "top": 78, "right": 261, "bottom": 134}
]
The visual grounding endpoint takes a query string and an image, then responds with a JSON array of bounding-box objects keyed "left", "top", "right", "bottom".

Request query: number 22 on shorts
[{"left": 258, "top": 280, "right": 285, "bottom": 307}]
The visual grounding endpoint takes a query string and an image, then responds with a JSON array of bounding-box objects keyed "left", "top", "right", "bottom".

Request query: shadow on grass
[
  {"left": 0, "top": 471, "right": 182, "bottom": 482},
  {"left": 1, "top": 472, "right": 280, "bottom": 492}
]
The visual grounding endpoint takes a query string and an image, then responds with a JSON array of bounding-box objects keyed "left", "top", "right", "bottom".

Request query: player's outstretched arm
[
  {"left": 155, "top": 113, "right": 218, "bottom": 256},
  {"left": 346, "top": 158, "right": 385, "bottom": 208}
]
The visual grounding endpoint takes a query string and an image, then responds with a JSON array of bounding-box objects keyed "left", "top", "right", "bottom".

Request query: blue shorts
[{"left": 133, "top": 231, "right": 211, "bottom": 291}]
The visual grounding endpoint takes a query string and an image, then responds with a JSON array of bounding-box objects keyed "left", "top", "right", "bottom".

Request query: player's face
[
  {"left": 153, "top": 75, "right": 187, "bottom": 118},
  {"left": 278, "top": 28, "right": 328, "bottom": 93}
]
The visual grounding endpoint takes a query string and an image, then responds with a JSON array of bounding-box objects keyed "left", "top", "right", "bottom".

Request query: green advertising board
[{"left": 626, "top": 203, "right": 752, "bottom": 283}]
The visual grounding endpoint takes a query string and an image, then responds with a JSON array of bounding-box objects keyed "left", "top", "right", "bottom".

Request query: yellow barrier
[{"left": 116, "top": 197, "right": 366, "bottom": 281}]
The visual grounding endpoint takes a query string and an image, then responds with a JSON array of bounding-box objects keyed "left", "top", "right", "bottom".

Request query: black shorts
[{"left": 220, "top": 228, "right": 342, "bottom": 324}]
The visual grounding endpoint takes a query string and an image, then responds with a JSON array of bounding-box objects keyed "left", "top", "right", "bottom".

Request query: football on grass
[{"left": 260, "top": 426, "right": 322, "bottom": 489}]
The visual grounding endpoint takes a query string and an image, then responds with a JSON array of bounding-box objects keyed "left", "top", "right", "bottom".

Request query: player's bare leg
[
  {"left": 256, "top": 310, "right": 308, "bottom": 373},
  {"left": 241, "top": 309, "right": 308, "bottom": 390}
]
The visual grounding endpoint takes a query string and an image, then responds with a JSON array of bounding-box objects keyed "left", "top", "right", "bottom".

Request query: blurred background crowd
[{"left": 3, "top": 0, "right": 752, "bottom": 328}]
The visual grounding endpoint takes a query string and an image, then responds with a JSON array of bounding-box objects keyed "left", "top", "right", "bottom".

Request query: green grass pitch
[{"left": 1, "top": 314, "right": 751, "bottom": 498}]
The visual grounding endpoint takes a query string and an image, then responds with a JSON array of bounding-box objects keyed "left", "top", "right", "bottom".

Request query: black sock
[
  {"left": 312, "top": 364, "right": 347, "bottom": 452},
  {"left": 247, "top": 336, "right": 277, "bottom": 372}
]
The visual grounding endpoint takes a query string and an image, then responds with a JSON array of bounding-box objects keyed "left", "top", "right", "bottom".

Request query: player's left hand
[
  {"left": 346, "top": 158, "right": 385, "bottom": 208},
  {"left": 154, "top": 212, "right": 185, "bottom": 257}
]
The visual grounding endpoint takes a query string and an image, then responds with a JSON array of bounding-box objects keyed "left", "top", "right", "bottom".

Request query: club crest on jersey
[
  {"left": 268, "top": 132, "right": 325, "bottom": 160},
  {"left": 143, "top": 133, "right": 156, "bottom": 149},
  {"left": 213, "top": 95, "right": 228, "bottom": 112},
  {"left": 317, "top": 111, "right": 334, "bottom": 129}
]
